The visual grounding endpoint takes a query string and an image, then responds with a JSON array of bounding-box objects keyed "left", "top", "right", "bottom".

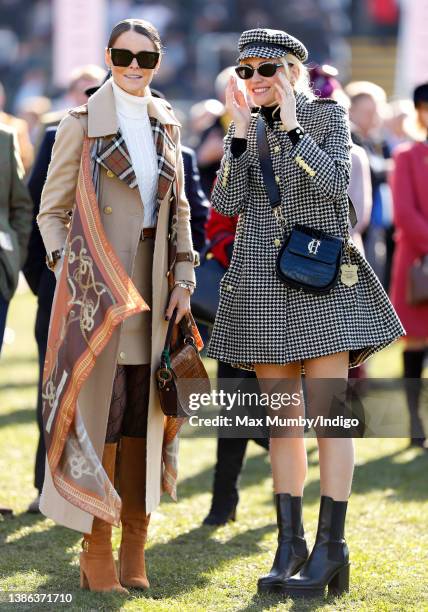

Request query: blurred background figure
[
  {"left": 309, "top": 63, "right": 341, "bottom": 99},
  {"left": 0, "top": 126, "right": 32, "bottom": 352},
  {"left": 0, "top": 124, "right": 32, "bottom": 516},
  {"left": 389, "top": 82, "right": 428, "bottom": 450},
  {"left": 188, "top": 99, "right": 225, "bottom": 148},
  {"left": 309, "top": 68, "right": 373, "bottom": 256},
  {"left": 151, "top": 88, "right": 210, "bottom": 253},
  {"left": 49, "top": 64, "right": 107, "bottom": 111},
  {"left": 346, "top": 80, "right": 394, "bottom": 290},
  {"left": 0, "top": 81, "right": 34, "bottom": 172},
  {"left": 16, "top": 96, "right": 51, "bottom": 144},
  {"left": 181, "top": 144, "right": 210, "bottom": 253},
  {"left": 202, "top": 207, "right": 269, "bottom": 526},
  {"left": 36, "top": 64, "right": 107, "bottom": 146},
  {"left": 310, "top": 68, "right": 372, "bottom": 381},
  {"left": 383, "top": 98, "right": 414, "bottom": 153},
  {"left": 22, "top": 126, "right": 59, "bottom": 513},
  {"left": 196, "top": 66, "right": 234, "bottom": 197}
]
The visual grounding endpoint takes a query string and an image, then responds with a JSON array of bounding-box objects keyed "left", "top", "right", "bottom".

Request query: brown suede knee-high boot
[
  {"left": 79, "top": 443, "right": 128, "bottom": 594},
  {"left": 118, "top": 436, "right": 150, "bottom": 589}
]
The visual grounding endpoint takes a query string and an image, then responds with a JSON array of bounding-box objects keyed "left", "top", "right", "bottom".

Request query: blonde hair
[{"left": 280, "top": 53, "right": 315, "bottom": 100}]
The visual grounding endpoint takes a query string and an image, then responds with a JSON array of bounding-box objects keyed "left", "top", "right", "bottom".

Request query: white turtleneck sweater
[{"left": 112, "top": 80, "right": 159, "bottom": 228}]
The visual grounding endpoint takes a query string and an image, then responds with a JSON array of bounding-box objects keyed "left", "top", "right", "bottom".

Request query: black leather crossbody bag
[{"left": 257, "top": 116, "right": 356, "bottom": 295}]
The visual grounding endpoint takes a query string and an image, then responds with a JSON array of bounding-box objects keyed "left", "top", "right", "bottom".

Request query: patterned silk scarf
[{"left": 42, "top": 118, "right": 202, "bottom": 525}]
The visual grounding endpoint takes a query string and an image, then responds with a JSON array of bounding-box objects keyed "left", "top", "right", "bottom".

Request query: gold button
[
  {"left": 274, "top": 146, "right": 280, "bottom": 153},
  {"left": 119, "top": 351, "right": 126, "bottom": 360},
  {"left": 279, "top": 125, "right": 287, "bottom": 131},
  {"left": 309, "top": 170, "right": 316, "bottom": 177},
  {"left": 106, "top": 169, "right": 114, "bottom": 178},
  {"left": 274, "top": 238, "right": 281, "bottom": 247},
  {"left": 226, "top": 284, "right": 233, "bottom": 291},
  {"left": 103, "top": 206, "right": 112, "bottom": 215},
  {"left": 275, "top": 175, "right": 281, "bottom": 184},
  {"left": 222, "top": 178, "right": 228, "bottom": 187},
  {"left": 295, "top": 155, "right": 302, "bottom": 162}
]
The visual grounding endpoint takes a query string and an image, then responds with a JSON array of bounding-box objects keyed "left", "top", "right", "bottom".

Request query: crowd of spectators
[{"left": 0, "top": 0, "right": 356, "bottom": 112}]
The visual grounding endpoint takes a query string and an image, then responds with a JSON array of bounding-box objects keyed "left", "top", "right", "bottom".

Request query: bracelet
[
  {"left": 46, "top": 248, "right": 64, "bottom": 270},
  {"left": 174, "top": 281, "right": 195, "bottom": 295}
]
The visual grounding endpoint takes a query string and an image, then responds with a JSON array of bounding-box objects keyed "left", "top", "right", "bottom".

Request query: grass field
[{"left": 1, "top": 287, "right": 427, "bottom": 611}]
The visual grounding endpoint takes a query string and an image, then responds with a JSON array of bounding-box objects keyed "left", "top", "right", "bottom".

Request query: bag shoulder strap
[
  {"left": 162, "top": 308, "right": 178, "bottom": 356},
  {"left": 256, "top": 115, "right": 281, "bottom": 209},
  {"left": 162, "top": 308, "right": 196, "bottom": 356},
  {"left": 256, "top": 115, "right": 358, "bottom": 228}
]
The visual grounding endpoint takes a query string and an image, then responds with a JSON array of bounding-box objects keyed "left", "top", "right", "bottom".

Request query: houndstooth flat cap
[{"left": 237, "top": 28, "right": 308, "bottom": 63}]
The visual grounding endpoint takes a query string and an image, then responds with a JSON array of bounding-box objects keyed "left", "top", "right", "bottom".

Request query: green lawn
[{"left": 1, "top": 288, "right": 427, "bottom": 611}]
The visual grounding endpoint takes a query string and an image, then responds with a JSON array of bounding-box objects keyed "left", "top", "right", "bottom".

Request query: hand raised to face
[
  {"left": 273, "top": 72, "right": 299, "bottom": 132},
  {"left": 225, "top": 76, "right": 252, "bottom": 138}
]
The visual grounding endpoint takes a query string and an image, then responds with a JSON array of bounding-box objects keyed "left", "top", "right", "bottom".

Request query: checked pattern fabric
[{"left": 207, "top": 92, "right": 404, "bottom": 371}]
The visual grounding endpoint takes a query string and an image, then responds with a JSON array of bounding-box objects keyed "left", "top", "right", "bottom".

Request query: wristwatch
[
  {"left": 46, "top": 248, "right": 64, "bottom": 270},
  {"left": 175, "top": 281, "right": 195, "bottom": 296}
]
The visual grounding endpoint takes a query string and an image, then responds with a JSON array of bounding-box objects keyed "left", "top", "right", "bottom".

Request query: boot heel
[
  {"left": 328, "top": 563, "right": 350, "bottom": 595},
  {"left": 80, "top": 567, "right": 89, "bottom": 590},
  {"left": 229, "top": 505, "right": 237, "bottom": 522}
]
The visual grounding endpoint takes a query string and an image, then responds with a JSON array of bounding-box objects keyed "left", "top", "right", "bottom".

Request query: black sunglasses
[
  {"left": 235, "top": 62, "right": 289, "bottom": 80},
  {"left": 109, "top": 48, "right": 160, "bottom": 69}
]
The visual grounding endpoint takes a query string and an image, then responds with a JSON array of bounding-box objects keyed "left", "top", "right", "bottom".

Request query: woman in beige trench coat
[{"left": 37, "top": 19, "right": 197, "bottom": 593}]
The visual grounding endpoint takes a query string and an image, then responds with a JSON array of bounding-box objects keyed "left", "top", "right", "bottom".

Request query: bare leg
[
  {"left": 254, "top": 362, "right": 306, "bottom": 495},
  {"left": 304, "top": 352, "right": 353, "bottom": 501}
]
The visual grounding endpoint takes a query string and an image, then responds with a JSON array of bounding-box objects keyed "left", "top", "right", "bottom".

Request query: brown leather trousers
[{"left": 105, "top": 364, "right": 150, "bottom": 442}]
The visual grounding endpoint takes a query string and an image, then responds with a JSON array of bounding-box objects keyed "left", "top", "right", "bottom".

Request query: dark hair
[
  {"left": 413, "top": 83, "right": 428, "bottom": 108},
  {"left": 107, "top": 19, "right": 163, "bottom": 55}
]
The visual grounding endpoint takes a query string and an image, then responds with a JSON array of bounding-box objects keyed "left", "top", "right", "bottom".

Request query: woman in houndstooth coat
[{"left": 207, "top": 28, "right": 404, "bottom": 598}]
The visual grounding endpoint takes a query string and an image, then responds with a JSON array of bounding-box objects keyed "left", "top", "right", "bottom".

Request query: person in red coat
[{"left": 390, "top": 82, "right": 428, "bottom": 449}]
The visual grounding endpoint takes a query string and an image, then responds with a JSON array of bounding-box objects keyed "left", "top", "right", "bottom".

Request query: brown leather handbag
[
  {"left": 407, "top": 255, "right": 428, "bottom": 306},
  {"left": 156, "top": 308, "right": 210, "bottom": 417}
]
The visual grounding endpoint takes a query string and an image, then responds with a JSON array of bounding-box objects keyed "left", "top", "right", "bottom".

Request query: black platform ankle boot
[
  {"left": 283, "top": 496, "right": 350, "bottom": 598},
  {"left": 257, "top": 494, "right": 309, "bottom": 593}
]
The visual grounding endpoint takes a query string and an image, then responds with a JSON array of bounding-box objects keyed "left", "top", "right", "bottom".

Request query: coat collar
[{"left": 87, "top": 78, "right": 181, "bottom": 137}]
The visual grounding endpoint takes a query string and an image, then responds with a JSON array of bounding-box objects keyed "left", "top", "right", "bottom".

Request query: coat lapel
[
  {"left": 95, "top": 132, "right": 138, "bottom": 188},
  {"left": 88, "top": 78, "right": 180, "bottom": 195},
  {"left": 149, "top": 117, "right": 176, "bottom": 204}
]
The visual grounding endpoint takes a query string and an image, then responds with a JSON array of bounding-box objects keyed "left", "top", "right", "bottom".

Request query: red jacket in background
[
  {"left": 205, "top": 207, "right": 238, "bottom": 269},
  {"left": 389, "top": 141, "right": 428, "bottom": 337}
]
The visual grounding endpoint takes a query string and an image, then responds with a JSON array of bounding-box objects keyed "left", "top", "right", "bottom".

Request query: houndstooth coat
[{"left": 206, "top": 92, "right": 404, "bottom": 370}]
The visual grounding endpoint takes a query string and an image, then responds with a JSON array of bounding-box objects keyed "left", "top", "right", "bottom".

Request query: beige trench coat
[{"left": 37, "top": 80, "right": 196, "bottom": 533}]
